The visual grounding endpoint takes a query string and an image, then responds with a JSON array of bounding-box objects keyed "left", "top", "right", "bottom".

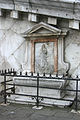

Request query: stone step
[{"left": 7, "top": 94, "right": 75, "bottom": 107}]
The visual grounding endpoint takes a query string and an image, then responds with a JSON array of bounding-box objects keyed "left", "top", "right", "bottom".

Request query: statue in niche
[
  {"left": 35, "top": 43, "right": 54, "bottom": 74},
  {"left": 40, "top": 44, "right": 48, "bottom": 69}
]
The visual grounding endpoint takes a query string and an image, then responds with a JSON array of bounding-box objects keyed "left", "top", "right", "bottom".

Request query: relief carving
[
  {"left": 22, "top": 22, "right": 70, "bottom": 74},
  {"left": 35, "top": 42, "right": 54, "bottom": 74}
]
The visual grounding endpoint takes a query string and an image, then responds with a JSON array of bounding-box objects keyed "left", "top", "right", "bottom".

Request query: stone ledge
[{"left": 0, "top": 0, "right": 80, "bottom": 20}]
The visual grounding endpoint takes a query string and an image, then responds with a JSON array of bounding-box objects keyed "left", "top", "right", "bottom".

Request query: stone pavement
[{"left": 0, "top": 103, "right": 80, "bottom": 120}]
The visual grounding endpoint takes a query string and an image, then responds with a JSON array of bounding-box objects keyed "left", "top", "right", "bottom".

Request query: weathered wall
[
  {"left": 57, "top": 18, "right": 80, "bottom": 90},
  {"left": 0, "top": 0, "right": 80, "bottom": 20},
  {"left": 57, "top": 18, "right": 80, "bottom": 77},
  {"left": 65, "top": 30, "right": 80, "bottom": 76},
  {"left": 0, "top": 12, "right": 80, "bottom": 103},
  {"left": 0, "top": 14, "right": 80, "bottom": 77},
  {"left": 0, "top": 13, "right": 35, "bottom": 71}
]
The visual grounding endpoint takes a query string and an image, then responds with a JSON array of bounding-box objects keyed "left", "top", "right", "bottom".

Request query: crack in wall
[
  {"left": 0, "top": 31, "right": 6, "bottom": 43},
  {"left": 0, "top": 24, "right": 25, "bottom": 71},
  {"left": 7, "top": 20, "right": 18, "bottom": 32},
  {"left": 0, "top": 17, "right": 17, "bottom": 31},
  {"left": 8, "top": 40, "right": 25, "bottom": 59},
  {"left": 10, "top": 54, "right": 22, "bottom": 68},
  {"left": 72, "top": 63, "right": 80, "bottom": 75},
  {"left": 12, "top": 0, "right": 15, "bottom": 10}
]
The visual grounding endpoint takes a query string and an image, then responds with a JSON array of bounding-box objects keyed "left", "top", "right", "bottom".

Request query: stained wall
[{"left": 0, "top": 14, "right": 80, "bottom": 77}]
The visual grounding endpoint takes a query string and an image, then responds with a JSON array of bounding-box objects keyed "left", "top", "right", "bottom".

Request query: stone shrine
[{"left": 0, "top": 0, "right": 80, "bottom": 106}]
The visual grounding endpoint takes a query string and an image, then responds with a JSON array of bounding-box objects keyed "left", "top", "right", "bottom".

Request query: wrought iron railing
[{"left": 0, "top": 69, "right": 80, "bottom": 111}]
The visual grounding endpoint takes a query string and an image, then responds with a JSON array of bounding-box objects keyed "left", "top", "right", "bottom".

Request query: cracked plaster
[
  {"left": 0, "top": 14, "right": 80, "bottom": 102},
  {"left": 0, "top": 17, "right": 80, "bottom": 75},
  {"left": 11, "top": 19, "right": 36, "bottom": 34},
  {"left": 0, "top": 17, "right": 31, "bottom": 71},
  {"left": 65, "top": 44, "right": 80, "bottom": 70}
]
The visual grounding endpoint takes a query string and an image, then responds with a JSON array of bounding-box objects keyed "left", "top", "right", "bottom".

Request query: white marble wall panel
[
  {"left": 0, "top": 17, "right": 15, "bottom": 30},
  {"left": 0, "top": 17, "right": 34, "bottom": 71},
  {"left": 0, "top": 16, "right": 80, "bottom": 84},
  {"left": 65, "top": 30, "right": 80, "bottom": 75},
  {"left": 65, "top": 30, "right": 80, "bottom": 92},
  {"left": 65, "top": 44, "right": 80, "bottom": 70},
  {"left": 11, "top": 19, "right": 35, "bottom": 34}
]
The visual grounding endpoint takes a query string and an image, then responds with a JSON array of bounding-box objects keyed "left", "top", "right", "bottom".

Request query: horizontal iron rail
[
  {"left": 7, "top": 92, "right": 37, "bottom": 98},
  {"left": 0, "top": 69, "right": 80, "bottom": 111},
  {"left": 1, "top": 80, "right": 13, "bottom": 84},
  {"left": 0, "top": 73, "right": 80, "bottom": 81},
  {"left": 0, "top": 87, "right": 14, "bottom": 95},
  {"left": 5, "top": 87, "right": 14, "bottom": 91},
  {"left": 6, "top": 83, "right": 80, "bottom": 92},
  {"left": 6, "top": 92, "right": 80, "bottom": 102}
]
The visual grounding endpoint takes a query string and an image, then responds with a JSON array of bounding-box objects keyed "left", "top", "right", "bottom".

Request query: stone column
[
  {"left": 58, "top": 36, "right": 69, "bottom": 74},
  {"left": 22, "top": 40, "right": 31, "bottom": 72}
]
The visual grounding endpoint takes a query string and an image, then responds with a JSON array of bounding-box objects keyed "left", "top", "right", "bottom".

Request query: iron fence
[{"left": 0, "top": 69, "right": 80, "bottom": 111}]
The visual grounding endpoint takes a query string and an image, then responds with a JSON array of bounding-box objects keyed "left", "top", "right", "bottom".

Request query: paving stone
[
  {"left": 0, "top": 103, "right": 80, "bottom": 120},
  {"left": 53, "top": 117, "right": 74, "bottom": 120},
  {"left": 33, "top": 107, "right": 56, "bottom": 116},
  {"left": 26, "top": 114, "right": 54, "bottom": 120},
  {"left": 54, "top": 110, "right": 74, "bottom": 119},
  {"left": 72, "top": 113, "right": 80, "bottom": 120}
]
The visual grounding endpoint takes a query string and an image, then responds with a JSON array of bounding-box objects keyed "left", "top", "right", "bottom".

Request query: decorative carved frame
[
  {"left": 31, "top": 38, "right": 58, "bottom": 73},
  {"left": 22, "top": 22, "right": 69, "bottom": 74}
]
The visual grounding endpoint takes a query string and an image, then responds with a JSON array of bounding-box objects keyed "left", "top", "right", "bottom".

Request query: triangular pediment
[{"left": 22, "top": 22, "right": 62, "bottom": 37}]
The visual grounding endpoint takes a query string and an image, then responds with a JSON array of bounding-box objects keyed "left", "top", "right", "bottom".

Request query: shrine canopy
[{"left": 22, "top": 22, "right": 67, "bottom": 38}]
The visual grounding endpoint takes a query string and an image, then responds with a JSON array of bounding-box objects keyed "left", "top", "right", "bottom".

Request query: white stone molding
[
  {"left": 22, "top": 40, "right": 31, "bottom": 72},
  {"left": 48, "top": 17, "right": 57, "bottom": 25},
  {"left": 58, "top": 37, "right": 69, "bottom": 74},
  {"left": 22, "top": 22, "right": 61, "bottom": 37},
  {"left": 1, "top": 0, "right": 80, "bottom": 22},
  {"left": 28, "top": 13, "right": 37, "bottom": 22},
  {"left": 69, "top": 20, "right": 79, "bottom": 30},
  {"left": 10, "top": 10, "right": 19, "bottom": 19}
]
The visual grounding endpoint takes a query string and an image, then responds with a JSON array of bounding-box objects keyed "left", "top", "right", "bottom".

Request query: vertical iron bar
[
  {"left": 13, "top": 84, "right": 15, "bottom": 94},
  {"left": 25, "top": 72, "right": 27, "bottom": 76},
  {"left": 20, "top": 71, "right": 22, "bottom": 75},
  {"left": 4, "top": 75, "right": 7, "bottom": 104},
  {"left": 37, "top": 73, "right": 39, "bottom": 107},
  {"left": 75, "top": 78, "right": 78, "bottom": 111}
]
